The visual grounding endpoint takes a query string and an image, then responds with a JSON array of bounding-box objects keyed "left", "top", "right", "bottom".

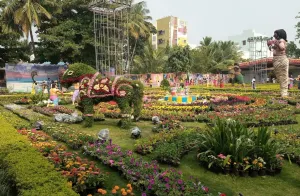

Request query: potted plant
[
  {"left": 232, "top": 162, "right": 240, "bottom": 176},
  {"left": 239, "top": 157, "right": 251, "bottom": 177},
  {"left": 251, "top": 159, "right": 259, "bottom": 177},
  {"left": 257, "top": 157, "right": 266, "bottom": 176}
]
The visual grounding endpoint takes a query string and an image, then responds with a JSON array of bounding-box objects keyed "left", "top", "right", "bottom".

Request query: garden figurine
[
  {"left": 72, "top": 82, "right": 80, "bottom": 105},
  {"left": 61, "top": 63, "right": 144, "bottom": 127},
  {"left": 50, "top": 83, "right": 63, "bottom": 106},
  {"left": 131, "top": 127, "right": 141, "bottom": 139},
  {"left": 231, "top": 64, "right": 245, "bottom": 88},
  {"left": 267, "top": 29, "right": 288, "bottom": 97}
]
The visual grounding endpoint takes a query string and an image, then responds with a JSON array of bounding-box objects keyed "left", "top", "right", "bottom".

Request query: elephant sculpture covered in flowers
[{"left": 61, "top": 63, "right": 144, "bottom": 127}]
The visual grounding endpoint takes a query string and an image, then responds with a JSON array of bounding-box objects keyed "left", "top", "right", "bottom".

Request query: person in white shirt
[{"left": 252, "top": 77, "right": 256, "bottom": 89}]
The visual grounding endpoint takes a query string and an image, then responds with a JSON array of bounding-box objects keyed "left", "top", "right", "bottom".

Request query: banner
[{"left": 5, "top": 63, "right": 67, "bottom": 92}]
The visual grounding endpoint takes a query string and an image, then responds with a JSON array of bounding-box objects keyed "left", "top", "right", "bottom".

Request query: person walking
[
  {"left": 267, "top": 29, "right": 289, "bottom": 97},
  {"left": 252, "top": 77, "right": 256, "bottom": 90},
  {"left": 289, "top": 75, "right": 294, "bottom": 89}
]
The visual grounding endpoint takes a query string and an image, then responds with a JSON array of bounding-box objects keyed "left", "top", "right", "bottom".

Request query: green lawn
[{"left": 70, "top": 119, "right": 300, "bottom": 196}]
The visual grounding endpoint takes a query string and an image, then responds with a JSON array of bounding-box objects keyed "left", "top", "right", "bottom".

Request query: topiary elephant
[{"left": 61, "top": 63, "right": 144, "bottom": 127}]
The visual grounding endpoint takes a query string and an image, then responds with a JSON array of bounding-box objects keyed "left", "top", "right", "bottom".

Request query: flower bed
[
  {"left": 151, "top": 130, "right": 200, "bottom": 166},
  {"left": 0, "top": 116, "right": 78, "bottom": 196},
  {"left": 83, "top": 139, "right": 226, "bottom": 196},
  {"left": 17, "top": 128, "right": 107, "bottom": 194}
]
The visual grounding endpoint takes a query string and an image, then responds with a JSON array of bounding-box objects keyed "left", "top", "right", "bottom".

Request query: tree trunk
[
  {"left": 29, "top": 27, "right": 35, "bottom": 55},
  {"left": 130, "top": 39, "right": 137, "bottom": 65}
]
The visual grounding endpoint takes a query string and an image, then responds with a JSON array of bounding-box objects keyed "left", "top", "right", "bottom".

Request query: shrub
[
  {"left": 0, "top": 117, "right": 78, "bottom": 196},
  {"left": 160, "top": 79, "right": 170, "bottom": 91},
  {"left": 197, "top": 119, "right": 281, "bottom": 174}
]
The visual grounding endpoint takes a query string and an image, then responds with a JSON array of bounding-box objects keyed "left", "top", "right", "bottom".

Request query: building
[
  {"left": 240, "top": 58, "right": 300, "bottom": 83},
  {"left": 228, "top": 29, "right": 273, "bottom": 60},
  {"left": 152, "top": 16, "right": 188, "bottom": 49}
]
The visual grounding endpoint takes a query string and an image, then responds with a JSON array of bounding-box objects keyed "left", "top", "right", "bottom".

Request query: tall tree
[
  {"left": 287, "top": 41, "right": 300, "bottom": 58},
  {"left": 133, "top": 40, "right": 167, "bottom": 73},
  {"left": 36, "top": 0, "right": 94, "bottom": 64},
  {"left": 128, "top": 1, "right": 153, "bottom": 63},
  {"left": 2, "top": 0, "right": 53, "bottom": 54},
  {"left": 165, "top": 45, "right": 192, "bottom": 74},
  {"left": 296, "top": 12, "right": 300, "bottom": 41},
  {"left": 0, "top": 1, "right": 30, "bottom": 66},
  {"left": 191, "top": 37, "right": 242, "bottom": 73}
]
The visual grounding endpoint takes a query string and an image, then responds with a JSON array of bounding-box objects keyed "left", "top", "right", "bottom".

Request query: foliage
[
  {"left": 128, "top": 1, "right": 155, "bottom": 64},
  {"left": 152, "top": 131, "right": 200, "bottom": 166},
  {"left": 160, "top": 79, "right": 170, "bottom": 91},
  {"left": 0, "top": 117, "right": 78, "bottom": 196},
  {"left": 286, "top": 41, "right": 300, "bottom": 58},
  {"left": 197, "top": 119, "right": 281, "bottom": 173},
  {"left": 133, "top": 40, "right": 167, "bottom": 73},
  {"left": 30, "top": 92, "right": 48, "bottom": 104},
  {"left": 191, "top": 37, "right": 242, "bottom": 73},
  {"left": 81, "top": 98, "right": 94, "bottom": 128},
  {"left": 35, "top": 0, "right": 95, "bottom": 64},
  {"left": 165, "top": 45, "right": 192, "bottom": 74},
  {"left": 1, "top": 0, "right": 53, "bottom": 53},
  {"left": 0, "top": 167, "right": 14, "bottom": 196}
]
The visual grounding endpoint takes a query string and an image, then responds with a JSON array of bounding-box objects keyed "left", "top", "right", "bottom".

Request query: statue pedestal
[{"left": 164, "top": 95, "right": 197, "bottom": 103}]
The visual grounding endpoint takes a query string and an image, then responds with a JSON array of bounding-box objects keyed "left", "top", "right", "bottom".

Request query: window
[
  {"left": 158, "top": 30, "right": 165, "bottom": 35},
  {"left": 242, "top": 40, "right": 246, "bottom": 45},
  {"left": 158, "top": 39, "right": 165, "bottom": 44}
]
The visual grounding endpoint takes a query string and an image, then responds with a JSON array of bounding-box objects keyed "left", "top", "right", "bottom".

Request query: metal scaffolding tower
[
  {"left": 247, "top": 36, "right": 269, "bottom": 83},
  {"left": 89, "top": 0, "right": 131, "bottom": 75}
]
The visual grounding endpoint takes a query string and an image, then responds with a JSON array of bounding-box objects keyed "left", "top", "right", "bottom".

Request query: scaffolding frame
[
  {"left": 247, "top": 36, "right": 269, "bottom": 83},
  {"left": 89, "top": 0, "right": 131, "bottom": 75}
]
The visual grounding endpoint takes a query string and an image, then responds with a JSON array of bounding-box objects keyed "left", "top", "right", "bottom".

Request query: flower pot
[
  {"left": 258, "top": 169, "right": 266, "bottom": 176},
  {"left": 232, "top": 168, "right": 239, "bottom": 176},
  {"left": 250, "top": 170, "right": 258, "bottom": 177},
  {"left": 239, "top": 170, "right": 249, "bottom": 177},
  {"left": 267, "top": 169, "right": 275, "bottom": 176},
  {"left": 275, "top": 168, "right": 282, "bottom": 174},
  {"left": 222, "top": 168, "right": 230, "bottom": 175}
]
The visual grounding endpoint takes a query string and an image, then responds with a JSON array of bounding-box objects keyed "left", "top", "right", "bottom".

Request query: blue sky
[{"left": 139, "top": 0, "right": 300, "bottom": 45}]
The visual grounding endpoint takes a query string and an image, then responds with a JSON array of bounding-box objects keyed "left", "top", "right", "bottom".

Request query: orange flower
[
  {"left": 98, "top": 189, "right": 104, "bottom": 193},
  {"left": 121, "top": 188, "right": 125, "bottom": 192},
  {"left": 87, "top": 194, "right": 92, "bottom": 196},
  {"left": 127, "top": 189, "right": 132, "bottom": 193},
  {"left": 112, "top": 189, "right": 117, "bottom": 194},
  {"left": 114, "top": 186, "right": 120, "bottom": 190},
  {"left": 127, "top": 184, "right": 132, "bottom": 188},
  {"left": 101, "top": 190, "right": 107, "bottom": 195},
  {"left": 122, "top": 192, "right": 127, "bottom": 196}
]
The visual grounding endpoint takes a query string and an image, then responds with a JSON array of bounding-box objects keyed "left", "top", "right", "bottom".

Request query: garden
[{"left": 1, "top": 82, "right": 300, "bottom": 196}]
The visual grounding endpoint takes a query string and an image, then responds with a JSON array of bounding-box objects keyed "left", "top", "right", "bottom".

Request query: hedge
[{"left": 0, "top": 117, "right": 78, "bottom": 196}]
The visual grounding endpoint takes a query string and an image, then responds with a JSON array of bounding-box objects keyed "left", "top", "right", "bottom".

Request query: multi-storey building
[
  {"left": 228, "top": 29, "right": 273, "bottom": 60},
  {"left": 152, "top": 16, "right": 188, "bottom": 49}
]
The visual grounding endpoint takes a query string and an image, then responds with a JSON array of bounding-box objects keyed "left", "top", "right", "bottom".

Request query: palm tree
[
  {"left": 134, "top": 41, "right": 167, "bottom": 73},
  {"left": 128, "top": 0, "right": 152, "bottom": 63},
  {"left": 2, "top": 0, "right": 52, "bottom": 54}
]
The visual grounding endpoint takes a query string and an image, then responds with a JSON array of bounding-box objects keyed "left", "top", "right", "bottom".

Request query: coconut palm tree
[
  {"left": 128, "top": 0, "right": 152, "bottom": 63},
  {"left": 134, "top": 40, "right": 167, "bottom": 73},
  {"left": 2, "top": 0, "right": 53, "bottom": 54}
]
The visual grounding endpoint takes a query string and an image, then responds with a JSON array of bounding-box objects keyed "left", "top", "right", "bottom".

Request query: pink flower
[
  {"left": 202, "top": 186, "right": 209, "bottom": 193},
  {"left": 218, "top": 154, "right": 226, "bottom": 159},
  {"left": 109, "top": 160, "right": 114, "bottom": 166}
]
